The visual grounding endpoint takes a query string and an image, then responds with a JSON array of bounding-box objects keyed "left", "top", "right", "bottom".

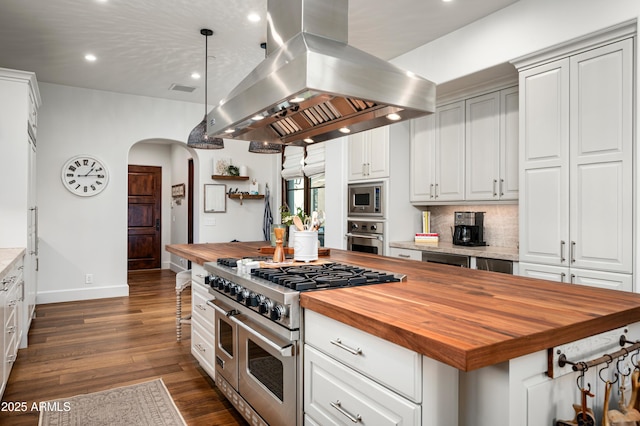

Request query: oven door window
[
  {"left": 219, "top": 320, "right": 234, "bottom": 357},
  {"left": 247, "top": 339, "right": 284, "bottom": 401}
]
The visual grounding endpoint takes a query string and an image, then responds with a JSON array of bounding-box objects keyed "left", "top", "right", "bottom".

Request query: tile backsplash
[{"left": 424, "top": 205, "right": 519, "bottom": 249}]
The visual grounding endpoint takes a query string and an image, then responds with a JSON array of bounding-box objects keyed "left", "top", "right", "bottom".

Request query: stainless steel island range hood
[{"left": 206, "top": 0, "right": 436, "bottom": 146}]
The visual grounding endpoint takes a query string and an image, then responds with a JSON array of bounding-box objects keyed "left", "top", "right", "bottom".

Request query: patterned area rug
[{"left": 38, "top": 378, "right": 187, "bottom": 426}]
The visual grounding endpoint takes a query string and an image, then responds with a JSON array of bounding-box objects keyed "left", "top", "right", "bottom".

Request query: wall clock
[{"left": 61, "top": 155, "right": 109, "bottom": 196}]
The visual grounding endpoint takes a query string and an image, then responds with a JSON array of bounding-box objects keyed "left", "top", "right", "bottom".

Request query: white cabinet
[
  {"left": 191, "top": 264, "right": 216, "bottom": 379},
  {"left": 518, "top": 38, "right": 633, "bottom": 279},
  {"left": 410, "top": 101, "right": 465, "bottom": 202},
  {"left": 348, "top": 126, "right": 390, "bottom": 181},
  {"left": 518, "top": 262, "right": 632, "bottom": 292},
  {"left": 0, "top": 253, "right": 23, "bottom": 399},
  {"left": 465, "top": 87, "right": 519, "bottom": 201},
  {"left": 388, "top": 247, "right": 422, "bottom": 261},
  {"left": 0, "top": 68, "right": 40, "bottom": 349}
]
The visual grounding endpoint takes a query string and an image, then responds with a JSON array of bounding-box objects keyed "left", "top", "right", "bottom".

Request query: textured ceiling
[{"left": 0, "top": 0, "right": 518, "bottom": 105}]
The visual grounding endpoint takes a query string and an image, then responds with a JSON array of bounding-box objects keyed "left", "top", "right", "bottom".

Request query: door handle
[{"left": 155, "top": 219, "right": 160, "bottom": 231}]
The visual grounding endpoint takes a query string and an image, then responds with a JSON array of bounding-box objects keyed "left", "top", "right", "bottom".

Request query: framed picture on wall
[
  {"left": 172, "top": 183, "right": 185, "bottom": 198},
  {"left": 204, "top": 184, "right": 226, "bottom": 213}
]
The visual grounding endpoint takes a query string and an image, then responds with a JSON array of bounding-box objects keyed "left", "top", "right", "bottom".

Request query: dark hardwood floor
[{"left": 0, "top": 269, "right": 248, "bottom": 426}]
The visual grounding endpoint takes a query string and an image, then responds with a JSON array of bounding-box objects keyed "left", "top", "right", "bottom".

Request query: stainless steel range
[{"left": 203, "top": 258, "right": 405, "bottom": 426}]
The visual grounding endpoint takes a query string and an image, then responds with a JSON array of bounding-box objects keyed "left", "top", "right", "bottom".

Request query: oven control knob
[
  {"left": 218, "top": 279, "right": 227, "bottom": 291},
  {"left": 205, "top": 275, "right": 213, "bottom": 285},
  {"left": 351, "top": 223, "right": 359, "bottom": 230},
  {"left": 270, "top": 304, "right": 287, "bottom": 321},
  {"left": 259, "top": 298, "right": 272, "bottom": 315},
  {"left": 229, "top": 284, "right": 239, "bottom": 296},
  {"left": 370, "top": 224, "right": 377, "bottom": 231},
  {"left": 246, "top": 292, "right": 258, "bottom": 307}
]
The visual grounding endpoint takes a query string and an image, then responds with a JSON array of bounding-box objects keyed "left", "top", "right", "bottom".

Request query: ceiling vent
[{"left": 169, "top": 84, "right": 196, "bottom": 93}]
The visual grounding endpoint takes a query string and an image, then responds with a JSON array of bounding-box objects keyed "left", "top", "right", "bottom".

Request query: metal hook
[
  {"left": 599, "top": 354, "right": 618, "bottom": 384},
  {"left": 617, "top": 349, "right": 632, "bottom": 377},
  {"left": 577, "top": 363, "right": 589, "bottom": 390}
]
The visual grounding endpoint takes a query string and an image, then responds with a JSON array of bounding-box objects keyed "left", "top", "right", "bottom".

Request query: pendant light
[
  {"left": 248, "top": 140, "right": 283, "bottom": 154},
  {"left": 187, "top": 28, "right": 224, "bottom": 149}
]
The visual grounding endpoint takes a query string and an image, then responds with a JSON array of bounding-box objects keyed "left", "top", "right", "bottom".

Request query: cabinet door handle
[
  {"left": 493, "top": 179, "right": 498, "bottom": 197},
  {"left": 570, "top": 274, "right": 576, "bottom": 284},
  {"left": 560, "top": 272, "right": 566, "bottom": 283},
  {"left": 330, "top": 338, "right": 362, "bottom": 355},
  {"left": 429, "top": 184, "right": 434, "bottom": 198},
  {"left": 155, "top": 219, "right": 160, "bottom": 231},
  {"left": 195, "top": 343, "right": 206, "bottom": 353},
  {"left": 330, "top": 400, "right": 362, "bottom": 423},
  {"left": 435, "top": 183, "right": 439, "bottom": 199},
  {"left": 570, "top": 241, "right": 576, "bottom": 264},
  {"left": 500, "top": 179, "right": 504, "bottom": 196},
  {"left": 560, "top": 241, "right": 566, "bottom": 263}
]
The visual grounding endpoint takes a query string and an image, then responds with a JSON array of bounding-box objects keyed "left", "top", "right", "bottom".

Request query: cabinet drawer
[
  {"left": 191, "top": 264, "right": 207, "bottom": 286},
  {"left": 305, "top": 346, "right": 420, "bottom": 426},
  {"left": 191, "top": 322, "right": 215, "bottom": 378},
  {"left": 192, "top": 282, "right": 215, "bottom": 328},
  {"left": 305, "top": 310, "right": 421, "bottom": 402},
  {"left": 388, "top": 247, "right": 422, "bottom": 261}
]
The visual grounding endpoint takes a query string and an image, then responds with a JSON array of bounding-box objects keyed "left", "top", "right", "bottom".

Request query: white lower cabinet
[
  {"left": 518, "top": 262, "right": 632, "bottom": 292},
  {"left": 304, "top": 310, "right": 460, "bottom": 426},
  {"left": 304, "top": 345, "right": 421, "bottom": 426},
  {"left": 191, "top": 264, "right": 216, "bottom": 379},
  {"left": 388, "top": 247, "right": 422, "bottom": 261},
  {"left": 1, "top": 253, "right": 23, "bottom": 399}
]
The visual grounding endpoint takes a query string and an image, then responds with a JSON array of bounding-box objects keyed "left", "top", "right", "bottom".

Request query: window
[{"left": 282, "top": 144, "right": 326, "bottom": 246}]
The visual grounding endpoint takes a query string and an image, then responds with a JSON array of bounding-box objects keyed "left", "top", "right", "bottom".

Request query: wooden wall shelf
[
  {"left": 228, "top": 193, "right": 264, "bottom": 205},
  {"left": 228, "top": 194, "right": 264, "bottom": 200},
  {"left": 212, "top": 175, "right": 249, "bottom": 181}
]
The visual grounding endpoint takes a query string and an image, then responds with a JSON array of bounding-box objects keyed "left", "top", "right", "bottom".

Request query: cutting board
[{"left": 258, "top": 246, "right": 330, "bottom": 256}]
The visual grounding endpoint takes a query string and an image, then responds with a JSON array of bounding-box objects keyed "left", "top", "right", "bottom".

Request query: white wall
[{"left": 37, "top": 83, "right": 279, "bottom": 303}]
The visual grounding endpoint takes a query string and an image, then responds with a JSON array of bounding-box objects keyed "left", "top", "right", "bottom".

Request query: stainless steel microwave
[{"left": 348, "top": 182, "right": 384, "bottom": 217}]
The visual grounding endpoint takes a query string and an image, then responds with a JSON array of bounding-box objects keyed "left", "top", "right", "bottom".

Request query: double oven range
[{"left": 203, "top": 257, "right": 404, "bottom": 426}]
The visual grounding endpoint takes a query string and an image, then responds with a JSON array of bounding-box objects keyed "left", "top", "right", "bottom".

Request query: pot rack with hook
[{"left": 557, "top": 335, "right": 640, "bottom": 373}]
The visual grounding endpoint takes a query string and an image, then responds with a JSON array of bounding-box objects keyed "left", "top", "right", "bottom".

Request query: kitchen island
[{"left": 167, "top": 242, "right": 640, "bottom": 425}]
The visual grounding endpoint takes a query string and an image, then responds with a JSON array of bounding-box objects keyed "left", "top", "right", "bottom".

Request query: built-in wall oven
[
  {"left": 203, "top": 258, "right": 405, "bottom": 426},
  {"left": 345, "top": 220, "right": 384, "bottom": 256}
]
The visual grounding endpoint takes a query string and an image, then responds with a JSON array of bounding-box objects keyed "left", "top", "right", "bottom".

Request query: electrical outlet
[{"left": 85, "top": 274, "right": 93, "bottom": 284}]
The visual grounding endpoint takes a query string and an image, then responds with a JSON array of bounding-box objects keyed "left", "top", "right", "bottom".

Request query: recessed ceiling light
[
  {"left": 252, "top": 115, "right": 264, "bottom": 121},
  {"left": 338, "top": 127, "right": 351, "bottom": 134},
  {"left": 224, "top": 128, "right": 235, "bottom": 133},
  {"left": 84, "top": 54, "right": 97, "bottom": 62},
  {"left": 442, "top": 0, "right": 453, "bottom": 2},
  {"left": 387, "top": 113, "right": 401, "bottom": 121},
  {"left": 303, "top": 138, "right": 314, "bottom": 143},
  {"left": 248, "top": 13, "right": 261, "bottom": 22},
  {"left": 290, "top": 96, "right": 304, "bottom": 103},
  {"left": 191, "top": 72, "right": 201, "bottom": 79}
]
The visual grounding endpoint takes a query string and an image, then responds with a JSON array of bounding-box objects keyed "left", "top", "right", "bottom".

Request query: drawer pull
[
  {"left": 195, "top": 343, "right": 206, "bottom": 353},
  {"left": 330, "top": 400, "right": 362, "bottom": 423},
  {"left": 7, "top": 355, "right": 16, "bottom": 363},
  {"left": 196, "top": 304, "right": 207, "bottom": 311},
  {"left": 330, "top": 338, "right": 362, "bottom": 356},
  {"left": 7, "top": 326, "right": 15, "bottom": 334},
  {"left": 398, "top": 254, "right": 410, "bottom": 258}
]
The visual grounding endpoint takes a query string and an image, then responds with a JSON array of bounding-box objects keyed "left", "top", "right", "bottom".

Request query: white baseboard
[{"left": 36, "top": 284, "right": 129, "bottom": 304}]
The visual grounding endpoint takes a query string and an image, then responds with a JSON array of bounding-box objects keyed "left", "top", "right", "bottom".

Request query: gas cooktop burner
[{"left": 248, "top": 262, "right": 401, "bottom": 291}]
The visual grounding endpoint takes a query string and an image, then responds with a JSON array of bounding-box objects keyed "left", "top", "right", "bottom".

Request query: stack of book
[
  {"left": 415, "top": 233, "right": 439, "bottom": 244},
  {"left": 416, "top": 210, "right": 438, "bottom": 244}
]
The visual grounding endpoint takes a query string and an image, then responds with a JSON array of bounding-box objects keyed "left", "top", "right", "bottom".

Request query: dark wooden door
[{"left": 128, "top": 165, "right": 162, "bottom": 270}]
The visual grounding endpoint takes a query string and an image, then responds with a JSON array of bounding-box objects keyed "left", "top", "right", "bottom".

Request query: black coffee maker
[{"left": 453, "top": 211, "right": 486, "bottom": 246}]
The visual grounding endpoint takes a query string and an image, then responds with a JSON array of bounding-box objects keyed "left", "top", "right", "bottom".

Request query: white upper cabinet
[
  {"left": 348, "top": 126, "right": 390, "bottom": 181},
  {"left": 410, "top": 101, "right": 465, "bottom": 202},
  {"left": 465, "top": 86, "right": 519, "bottom": 201},
  {"left": 518, "top": 38, "right": 633, "bottom": 275}
]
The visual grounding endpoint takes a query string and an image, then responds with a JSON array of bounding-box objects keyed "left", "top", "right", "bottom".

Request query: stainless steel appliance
[
  {"left": 453, "top": 211, "right": 486, "bottom": 247},
  {"left": 346, "top": 220, "right": 384, "bottom": 256},
  {"left": 348, "top": 182, "right": 384, "bottom": 217},
  {"left": 205, "top": 0, "right": 435, "bottom": 146},
  {"left": 204, "top": 258, "right": 405, "bottom": 426},
  {"left": 422, "top": 251, "right": 470, "bottom": 268}
]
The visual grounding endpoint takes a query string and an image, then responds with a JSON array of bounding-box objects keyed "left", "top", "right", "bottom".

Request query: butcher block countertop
[{"left": 166, "top": 242, "right": 640, "bottom": 371}]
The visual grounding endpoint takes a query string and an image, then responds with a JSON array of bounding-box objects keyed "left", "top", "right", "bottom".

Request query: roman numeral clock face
[{"left": 61, "top": 155, "right": 109, "bottom": 196}]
